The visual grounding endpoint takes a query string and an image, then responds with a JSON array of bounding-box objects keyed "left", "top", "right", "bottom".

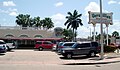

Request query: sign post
[
  {"left": 100, "top": 0, "right": 104, "bottom": 60},
  {"left": 88, "top": 0, "right": 113, "bottom": 60}
]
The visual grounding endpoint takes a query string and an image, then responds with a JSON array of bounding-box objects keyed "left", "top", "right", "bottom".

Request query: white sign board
[{"left": 88, "top": 11, "right": 113, "bottom": 25}]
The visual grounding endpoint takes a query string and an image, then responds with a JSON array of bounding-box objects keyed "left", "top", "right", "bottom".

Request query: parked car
[
  {"left": 57, "top": 42, "right": 76, "bottom": 54},
  {"left": 0, "top": 40, "right": 8, "bottom": 52},
  {"left": 35, "top": 41, "right": 56, "bottom": 51},
  {"left": 6, "top": 42, "right": 16, "bottom": 51},
  {"left": 56, "top": 42, "right": 64, "bottom": 51},
  {"left": 59, "top": 41, "right": 100, "bottom": 59},
  {"left": 0, "top": 45, "right": 6, "bottom": 53}
]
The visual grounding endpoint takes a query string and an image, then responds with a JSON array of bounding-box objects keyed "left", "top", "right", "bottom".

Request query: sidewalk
[{"left": 62, "top": 52, "right": 120, "bottom": 65}]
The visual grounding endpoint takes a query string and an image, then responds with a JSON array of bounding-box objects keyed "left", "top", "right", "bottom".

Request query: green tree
[
  {"left": 112, "top": 31, "right": 119, "bottom": 37},
  {"left": 42, "top": 18, "right": 54, "bottom": 30},
  {"left": 29, "top": 18, "right": 34, "bottom": 27},
  {"left": 62, "top": 29, "right": 74, "bottom": 41},
  {"left": 33, "top": 16, "right": 41, "bottom": 29},
  {"left": 64, "top": 10, "right": 83, "bottom": 41},
  {"left": 16, "top": 14, "right": 31, "bottom": 27}
]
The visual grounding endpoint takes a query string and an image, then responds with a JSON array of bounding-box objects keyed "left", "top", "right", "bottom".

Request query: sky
[{"left": 0, "top": 0, "right": 120, "bottom": 38}]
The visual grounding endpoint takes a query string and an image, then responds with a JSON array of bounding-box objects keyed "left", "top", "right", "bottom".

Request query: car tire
[
  {"left": 6, "top": 46, "right": 11, "bottom": 51},
  {"left": 66, "top": 53, "right": 72, "bottom": 59},
  {"left": 39, "top": 47, "right": 43, "bottom": 51},
  {"left": 89, "top": 51, "right": 96, "bottom": 57}
]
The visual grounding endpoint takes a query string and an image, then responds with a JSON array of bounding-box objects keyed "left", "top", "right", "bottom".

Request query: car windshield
[
  {"left": 91, "top": 42, "right": 98, "bottom": 47},
  {"left": 58, "top": 42, "right": 64, "bottom": 46},
  {"left": 63, "top": 43, "right": 75, "bottom": 47},
  {"left": 0, "top": 42, "right": 6, "bottom": 44}
]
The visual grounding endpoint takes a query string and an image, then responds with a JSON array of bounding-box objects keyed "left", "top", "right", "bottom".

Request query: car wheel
[
  {"left": 89, "top": 51, "right": 96, "bottom": 57},
  {"left": 6, "top": 46, "right": 11, "bottom": 51},
  {"left": 66, "top": 53, "right": 72, "bottom": 59},
  {"left": 39, "top": 47, "right": 43, "bottom": 51}
]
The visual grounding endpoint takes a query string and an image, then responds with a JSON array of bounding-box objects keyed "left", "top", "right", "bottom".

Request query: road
[{"left": 0, "top": 49, "right": 120, "bottom": 70}]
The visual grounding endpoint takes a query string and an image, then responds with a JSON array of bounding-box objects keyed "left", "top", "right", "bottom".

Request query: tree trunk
[{"left": 73, "top": 28, "right": 75, "bottom": 42}]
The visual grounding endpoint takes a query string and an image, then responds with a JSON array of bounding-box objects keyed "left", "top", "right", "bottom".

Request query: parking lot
[
  {"left": 0, "top": 49, "right": 91, "bottom": 70},
  {"left": 0, "top": 50, "right": 64, "bottom": 65},
  {"left": 0, "top": 49, "right": 120, "bottom": 70}
]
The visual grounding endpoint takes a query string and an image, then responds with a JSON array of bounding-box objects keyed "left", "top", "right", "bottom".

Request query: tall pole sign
[
  {"left": 88, "top": 12, "right": 113, "bottom": 24},
  {"left": 88, "top": 0, "right": 113, "bottom": 60}
]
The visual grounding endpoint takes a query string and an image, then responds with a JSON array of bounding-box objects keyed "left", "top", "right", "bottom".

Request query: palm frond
[
  {"left": 73, "top": 10, "right": 78, "bottom": 17},
  {"left": 67, "top": 12, "right": 72, "bottom": 16},
  {"left": 67, "top": 22, "right": 72, "bottom": 29}
]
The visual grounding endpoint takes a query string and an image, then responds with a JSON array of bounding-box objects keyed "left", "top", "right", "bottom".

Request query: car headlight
[
  {"left": 53, "top": 45, "right": 56, "bottom": 47},
  {"left": 62, "top": 50, "right": 65, "bottom": 53}
]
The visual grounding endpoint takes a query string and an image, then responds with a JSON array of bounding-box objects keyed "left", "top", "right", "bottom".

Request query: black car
[
  {"left": 0, "top": 45, "right": 6, "bottom": 53},
  {"left": 59, "top": 41, "right": 100, "bottom": 59}
]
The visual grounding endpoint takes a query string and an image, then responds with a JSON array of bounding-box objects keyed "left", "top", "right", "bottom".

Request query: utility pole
[{"left": 100, "top": 0, "right": 104, "bottom": 60}]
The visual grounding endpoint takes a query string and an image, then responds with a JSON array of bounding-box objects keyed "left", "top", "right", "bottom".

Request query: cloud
[
  {"left": 85, "top": 2, "right": 100, "bottom": 12},
  {"left": 3, "top": 1, "right": 16, "bottom": 6},
  {"left": 8, "top": 8, "right": 18, "bottom": 16},
  {"left": 0, "top": 9, "right": 9, "bottom": 13},
  {"left": 84, "top": 2, "right": 100, "bottom": 24},
  {"left": 108, "top": 0, "right": 117, "bottom": 4},
  {"left": 109, "top": 20, "right": 120, "bottom": 34},
  {"left": 54, "top": 2, "right": 63, "bottom": 7},
  {"left": 118, "top": 2, "right": 120, "bottom": 4},
  {"left": 51, "top": 13, "right": 66, "bottom": 28},
  {"left": 84, "top": 2, "right": 100, "bottom": 17},
  {"left": 0, "top": 8, "right": 18, "bottom": 16},
  {"left": 9, "top": 11, "right": 17, "bottom": 16}
]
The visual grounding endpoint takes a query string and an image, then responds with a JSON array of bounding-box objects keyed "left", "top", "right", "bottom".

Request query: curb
[
  {"left": 62, "top": 54, "right": 120, "bottom": 65},
  {"left": 63, "top": 60, "right": 120, "bottom": 65}
]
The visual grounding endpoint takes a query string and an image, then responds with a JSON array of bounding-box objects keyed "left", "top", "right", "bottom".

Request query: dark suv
[{"left": 59, "top": 42, "right": 100, "bottom": 58}]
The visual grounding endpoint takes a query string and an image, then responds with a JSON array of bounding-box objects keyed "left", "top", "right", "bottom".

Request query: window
[
  {"left": 91, "top": 42, "right": 98, "bottom": 47},
  {"left": 34, "top": 35, "right": 43, "bottom": 38},
  {"left": 5, "top": 34, "right": 14, "bottom": 38},
  {"left": 43, "top": 41, "right": 52, "bottom": 44},
  {"left": 63, "top": 43, "right": 75, "bottom": 46},
  {"left": 76, "top": 43, "right": 90, "bottom": 48},
  {"left": 36, "top": 41, "right": 42, "bottom": 44},
  {"left": 0, "top": 41, "right": 5, "bottom": 44},
  {"left": 19, "top": 35, "right": 29, "bottom": 38}
]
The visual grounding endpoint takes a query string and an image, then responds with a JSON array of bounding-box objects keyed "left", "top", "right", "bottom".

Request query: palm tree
[
  {"left": 42, "top": 17, "right": 54, "bottom": 30},
  {"left": 16, "top": 14, "right": 31, "bottom": 28},
  {"left": 33, "top": 16, "right": 41, "bottom": 29},
  {"left": 29, "top": 18, "right": 34, "bottom": 27},
  {"left": 64, "top": 10, "right": 83, "bottom": 42},
  {"left": 112, "top": 31, "right": 119, "bottom": 37}
]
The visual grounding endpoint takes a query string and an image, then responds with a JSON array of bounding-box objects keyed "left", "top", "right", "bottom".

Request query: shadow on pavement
[
  {"left": 0, "top": 53, "right": 5, "bottom": 56},
  {"left": 34, "top": 49, "right": 53, "bottom": 51},
  {"left": 60, "top": 55, "right": 99, "bottom": 60},
  {"left": 7, "top": 50, "right": 15, "bottom": 52}
]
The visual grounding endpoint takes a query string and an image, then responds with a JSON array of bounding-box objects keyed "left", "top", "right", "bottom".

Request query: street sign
[{"left": 88, "top": 11, "right": 113, "bottom": 25}]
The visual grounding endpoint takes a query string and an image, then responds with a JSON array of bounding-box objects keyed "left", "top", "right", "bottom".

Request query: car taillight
[{"left": 97, "top": 46, "right": 101, "bottom": 50}]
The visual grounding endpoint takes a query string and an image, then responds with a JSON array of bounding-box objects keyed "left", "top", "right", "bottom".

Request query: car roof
[{"left": 0, "top": 40, "right": 4, "bottom": 42}]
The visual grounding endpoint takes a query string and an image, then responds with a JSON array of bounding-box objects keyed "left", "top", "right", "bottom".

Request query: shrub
[{"left": 104, "top": 45, "right": 117, "bottom": 53}]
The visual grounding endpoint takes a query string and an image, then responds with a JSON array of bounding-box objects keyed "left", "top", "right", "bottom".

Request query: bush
[{"left": 104, "top": 45, "right": 117, "bottom": 53}]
